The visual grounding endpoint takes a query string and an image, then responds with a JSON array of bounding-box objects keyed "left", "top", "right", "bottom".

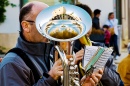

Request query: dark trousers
[{"left": 110, "top": 34, "right": 120, "bottom": 56}]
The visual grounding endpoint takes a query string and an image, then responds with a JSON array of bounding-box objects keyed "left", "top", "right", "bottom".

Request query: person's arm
[
  {"left": 100, "top": 57, "right": 121, "bottom": 86},
  {"left": 0, "top": 62, "right": 59, "bottom": 86}
]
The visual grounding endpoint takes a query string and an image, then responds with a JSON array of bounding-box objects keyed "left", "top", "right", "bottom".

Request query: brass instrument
[
  {"left": 36, "top": 4, "right": 92, "bottom": 86},
  {"left": 50, "top": 25, "right": 81, "bottom": 85}
]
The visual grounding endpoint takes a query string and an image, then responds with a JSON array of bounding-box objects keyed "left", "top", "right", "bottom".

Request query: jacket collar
[
  {"left": 94, "top": 16, "right": 99, "bottom": 20},
  {"left": 16, "top": 35, "right": 51, "bottom": 56}
]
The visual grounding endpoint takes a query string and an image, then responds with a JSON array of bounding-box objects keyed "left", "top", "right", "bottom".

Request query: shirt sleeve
[{"left": 0, "top": 62, "right": 58, "bottom": 86}]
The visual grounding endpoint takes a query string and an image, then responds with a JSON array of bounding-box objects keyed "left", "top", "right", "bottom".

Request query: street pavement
[{"left": 114, "top": 48, "right": 128, "bottom": 66}]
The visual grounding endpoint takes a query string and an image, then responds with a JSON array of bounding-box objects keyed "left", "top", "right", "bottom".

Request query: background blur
[{"left": 0, "top": 0, "right": 128, "bottom": 54}]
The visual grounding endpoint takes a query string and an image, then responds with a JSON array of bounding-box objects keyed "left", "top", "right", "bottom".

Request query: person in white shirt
[{"left": 105, "top": 12, "right": 120, "bottom": 59}]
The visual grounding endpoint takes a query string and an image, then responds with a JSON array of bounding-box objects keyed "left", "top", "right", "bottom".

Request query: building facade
[{"left": 0, "top": 0, "right": 20, "bottom": 52}]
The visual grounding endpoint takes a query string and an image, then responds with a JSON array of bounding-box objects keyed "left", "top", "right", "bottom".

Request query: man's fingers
[
  {"left": 89, "top": 78, "right": 96, "bottom": 86},
  {"left": 75, "top": 56, "right": 83, "bottom": 64},
  {"left": 94, "top": 68, "right": 103, "bottom": 80},
  {"left": 77, "top": 56, "right": 83, "bottom": 60},
  {"left": 53, "top": 71, "right": 63, "bottom": 80},
  {"left": 91, "top": 74, "right": 99, "bottom": 85},
  {"left": 66, "top": 55, "right": 73, "bottom": 59},
  {"left": 98, "top": 68, "right": 104, "bottom": 75},
  {"left": 57, "top": 65, "right": 63, "bottom": 71},
  {"left": 76, "top": 49, "right": 84, "bottom": 54},
  {"left": 55, "top": 59, "right": 62, "bottom": 65},
  {"left": 76, "top": 49, "right": 84, "bottom": 57},
  {"left": 80, "top": 75, "right": 86, "bottom": 84},
  {"left": 76, "top": 53, "right": 84, "bottom": 58},
  {"left": 95, "top": 73, "right": 102, "bottom": 81},
  {"left": 57, "top": 71, "right": 63, "bottom": 76}
]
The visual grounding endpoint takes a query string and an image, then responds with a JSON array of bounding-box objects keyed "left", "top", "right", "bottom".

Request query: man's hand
[
  {"left": 48, "top": 59, "right": 63, "bottom": 80},
  {"left": 81, "top": 68, "right": 103, "bottom": 86},
  {"left": 75, "top": 49, "right": 84, "bottom": 64}
]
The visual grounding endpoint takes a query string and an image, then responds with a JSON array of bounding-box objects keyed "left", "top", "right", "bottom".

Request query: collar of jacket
[{"left": 16, "top": 35, "right": 51, "bottom": 56}]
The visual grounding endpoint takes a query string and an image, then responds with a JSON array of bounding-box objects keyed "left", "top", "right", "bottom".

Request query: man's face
[
  {"left": 22, "top": 3, "right": 49, "bottom": 42},
  {"left": 30, "top": 4, "right": 49, "bottom": 42},
  {"left": 97, "top": 13, "right": 101, "bottom": 18}
]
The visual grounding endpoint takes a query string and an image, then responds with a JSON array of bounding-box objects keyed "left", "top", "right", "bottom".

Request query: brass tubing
[{"left": 55, "top": 46, "right": 69, "bottom": 86}]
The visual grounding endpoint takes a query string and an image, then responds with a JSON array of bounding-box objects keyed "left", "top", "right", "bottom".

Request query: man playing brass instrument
[{"left": 0, "top": 1, "right": 103, "bottom": 86}]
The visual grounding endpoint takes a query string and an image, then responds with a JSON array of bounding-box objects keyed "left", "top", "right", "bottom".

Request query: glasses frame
[{"left": 25, "top": 20, "right": 35, "bottom": 23}]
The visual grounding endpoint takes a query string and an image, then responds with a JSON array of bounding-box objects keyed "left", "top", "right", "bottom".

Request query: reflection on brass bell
[{"left": 50, "top": 27, "right": 78, "bottom": 39}]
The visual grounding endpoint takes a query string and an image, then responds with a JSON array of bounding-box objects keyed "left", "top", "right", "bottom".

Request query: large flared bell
[{"left": 36, "top": 4, "right": 92, "bottom": 42}]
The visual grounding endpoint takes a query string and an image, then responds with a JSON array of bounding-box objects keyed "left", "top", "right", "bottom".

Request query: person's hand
[
  {"left": 48, "top": 59, "right": 63, "bottom": 80},
  {"left": 81, "top": 68, "right": 103, "bottom": 86},
  {"left": 0, "top": 57, "right": 2, "bottom": 62},
  {"left": 74, "top": 49, "right": 84, "bottom": 64}
]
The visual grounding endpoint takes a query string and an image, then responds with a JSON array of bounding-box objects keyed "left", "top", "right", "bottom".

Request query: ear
[{"left": 21, "top": 21, "right": 30, "bottom": 33}]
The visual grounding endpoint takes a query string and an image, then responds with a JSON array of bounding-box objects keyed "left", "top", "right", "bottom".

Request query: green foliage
[
  {"left": 0, "top": 46, "right": 6, "bottom": 54},
  {"left": 59, "top": 0, "right": 74, "bottom": 4},
  {"left": 0, "top": 0, "right": 16, "bottom": 23}
]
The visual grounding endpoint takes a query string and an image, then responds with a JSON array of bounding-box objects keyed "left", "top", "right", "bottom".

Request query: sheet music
[
  {"left": 94, "top": 48, "right": 113, "bottom": 71},
  {"left": 83, "top": 46, "right": 113, "bottom": 71},
  {"left": 83, "top": 46, "right": 98, "bottom": 67}
]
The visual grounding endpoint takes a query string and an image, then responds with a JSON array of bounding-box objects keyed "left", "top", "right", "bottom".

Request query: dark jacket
[
  {"left": 92, "top": 17, "right": 100, "bottom": 29},
  {"left": 73, "top": 39, "right": 121, "bottom": 86},
  {"left": 0, "top": 36, "right": 58, "bottom": 86}
]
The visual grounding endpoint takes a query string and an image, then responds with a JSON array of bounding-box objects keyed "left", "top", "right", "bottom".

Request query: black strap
[
  {"left": 44, "top": 43, "right": 53, "bottom": 70},
  {"left": 6, "top": 48, "right": 40, "bottom": 84}
]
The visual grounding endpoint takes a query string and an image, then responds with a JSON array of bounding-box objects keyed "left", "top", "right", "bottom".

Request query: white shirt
[{"left": 105, "top": 19, "right": 118, "bottom": 35}]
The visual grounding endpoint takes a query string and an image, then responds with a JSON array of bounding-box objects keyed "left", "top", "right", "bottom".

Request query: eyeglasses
[{"left": 25, "top": 20, "right": 35, "bottom": 23}]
